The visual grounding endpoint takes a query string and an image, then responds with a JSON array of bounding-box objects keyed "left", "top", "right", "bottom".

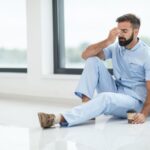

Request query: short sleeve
[
  {"left": 144, "top": 51, "right": 150, "bottom": 81},
  {"left": 103, "top": 43, "right": 115, "bottom": 60}
]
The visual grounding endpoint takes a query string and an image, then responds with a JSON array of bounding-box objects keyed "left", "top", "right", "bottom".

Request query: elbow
[
  {"left": 81, "top": 47, "right": 89, "bottom": 60},
  {"left": 81, "top": 52, "right": 87, "bottom": 60},
  {"left": 81, "top": 46, "right": 92, "bottom": 60}
]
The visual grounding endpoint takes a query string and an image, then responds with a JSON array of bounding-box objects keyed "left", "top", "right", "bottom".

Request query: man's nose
[{"left": 118, "top": 31, "right": 124, "bottom": 36}]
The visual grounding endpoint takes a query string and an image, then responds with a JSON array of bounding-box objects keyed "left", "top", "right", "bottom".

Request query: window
[
  {"left": 53, "top": 0, "right": 150, "bottom": 75},
  {"left": 0, "top": 0, "right": 27, "bottom": 73}
]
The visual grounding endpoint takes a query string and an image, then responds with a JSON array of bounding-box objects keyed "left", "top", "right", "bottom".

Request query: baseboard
[{"left": 0, "top": 92, "right": 81, "bottom": 106}]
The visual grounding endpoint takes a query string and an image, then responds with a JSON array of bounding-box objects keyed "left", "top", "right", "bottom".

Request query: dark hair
[{"left": 116, "top": 13, "right": 140, "bottom": 29}]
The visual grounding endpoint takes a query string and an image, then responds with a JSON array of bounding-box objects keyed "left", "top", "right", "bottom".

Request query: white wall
[{"left": 0, "top": 0, "right": 81, "bottom": 102}]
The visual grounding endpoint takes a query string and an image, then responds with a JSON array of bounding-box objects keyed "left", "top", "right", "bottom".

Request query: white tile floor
[{"left": 0, "top": 98, "right": 150, "bottom": 150}]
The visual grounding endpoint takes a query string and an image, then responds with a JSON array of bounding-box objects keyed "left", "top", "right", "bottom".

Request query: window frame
[
  {"left": 53, "top": 0, "right": 112, "bottom": 75},
  {"left": 0, "top": 68, "right": 27, "bottom": 73}
]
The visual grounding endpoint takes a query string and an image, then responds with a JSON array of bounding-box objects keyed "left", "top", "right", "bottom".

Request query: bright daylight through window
[
  {"left": 54, "top": 0, "right": 150, "bottom": 74},
  {"left": 0, "top": 0, "right": 27, "bottom": 72}
]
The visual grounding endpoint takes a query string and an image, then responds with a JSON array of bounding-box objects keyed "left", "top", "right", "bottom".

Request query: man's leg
[
  {"left": 75, "top": 57, "right": 117, "bottom": 102},
  {"left": 75, "top": 57, "right": 117, "bottom": 120},
  {"left": 62, "top": 92, "right": 143, "bottom": 127},
  {"left": 38, "top": 92, "right": 143, "bottom": 128}
]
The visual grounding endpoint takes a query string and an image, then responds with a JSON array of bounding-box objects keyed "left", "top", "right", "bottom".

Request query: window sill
[{"left": 0, "top": 73, "right": 27, "bottom": 78}]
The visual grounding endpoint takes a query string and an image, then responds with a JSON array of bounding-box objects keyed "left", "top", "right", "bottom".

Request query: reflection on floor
[{"left": 0, "top": 98, "right": 150, "bottom": 150}]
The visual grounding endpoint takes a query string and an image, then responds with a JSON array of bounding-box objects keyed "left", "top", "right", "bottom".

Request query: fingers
[
  {"left": 132, "top": 113, "right": 146, "bottom": 124},
  {"left": 110, "top": 27, "right": 121, "bottom": 36},
  {"left": 107, "top": 27, "right": 121, "bottom": 43}
]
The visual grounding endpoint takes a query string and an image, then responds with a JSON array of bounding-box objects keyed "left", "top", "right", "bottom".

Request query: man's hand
[
  {"left": 132, "top": 81, "right": 150, "bottom": 124},
  {"left": 82, "top": 27, "right": 121, "bottom": 60},
  {"left": 132, "top": 113, "right": 146, "bottom": 124},
  {"left": 107, "top": 27, "right": 121, "bottom": 44}
]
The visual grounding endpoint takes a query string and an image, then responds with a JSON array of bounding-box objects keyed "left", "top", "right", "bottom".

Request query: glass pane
[
  {"left": 0, "top": 0, "right": 27, "bottom": 68},
  {"left": 64, "top": 0, "right": 150, "bottom": 68}
]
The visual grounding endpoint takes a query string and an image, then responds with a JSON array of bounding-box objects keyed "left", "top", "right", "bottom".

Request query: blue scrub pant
[{"left": 62, "top": 57, "right": 143, "bottom": 127}]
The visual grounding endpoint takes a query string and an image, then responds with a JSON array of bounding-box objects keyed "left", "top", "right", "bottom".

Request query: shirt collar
[{"left": 120, "top": 38, "right": 141, "bottom": 52}]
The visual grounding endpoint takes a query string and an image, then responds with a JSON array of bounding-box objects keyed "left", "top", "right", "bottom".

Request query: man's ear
[{"left": 134, "top": 28, "right": 139, "bottom": 35}]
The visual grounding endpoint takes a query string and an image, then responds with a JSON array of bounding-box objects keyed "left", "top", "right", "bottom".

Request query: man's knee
[{"left": 86, "top": 56, "right": 103, "bottom": 66}]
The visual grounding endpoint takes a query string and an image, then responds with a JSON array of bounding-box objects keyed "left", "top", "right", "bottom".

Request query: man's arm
[
  {"left": 82, "top": 27, "right": 120, "bottom": 60},
  {"left": 133, "top": 81, "right": 150, "bottom": 124}
]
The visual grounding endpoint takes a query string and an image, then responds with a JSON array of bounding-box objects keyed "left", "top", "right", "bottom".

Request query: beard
[{"left": 118, "top": 33, "right": 134, "bottom": 46}]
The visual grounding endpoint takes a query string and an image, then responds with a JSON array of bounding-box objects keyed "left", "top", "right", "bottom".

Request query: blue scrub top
[{"left": 103, "top": 39, "right": 150, "bottom": 102}]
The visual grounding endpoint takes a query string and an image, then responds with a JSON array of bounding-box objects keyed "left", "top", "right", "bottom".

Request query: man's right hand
[{"left": 107, "top": 27, "right": 121, "bottom": 44}]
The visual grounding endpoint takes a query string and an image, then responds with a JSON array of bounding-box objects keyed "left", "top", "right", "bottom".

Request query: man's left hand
[{"left": 132, "top": 113, "right": 146, "bottom": 124}]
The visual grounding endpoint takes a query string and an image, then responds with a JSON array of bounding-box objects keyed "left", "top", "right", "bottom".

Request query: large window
[
  {"left": 53, "top": 0, "right": 150, "bottom": 74},
  {"left": 0, "top": 0, "right": 27, "bottom": 73}
]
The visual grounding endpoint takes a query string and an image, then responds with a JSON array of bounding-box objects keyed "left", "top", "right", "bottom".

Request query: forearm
[
  {"left": 82, "top": 27, "right": 120, "bottom": 60},
  {"left": 141, "top": 95, "right": 150, "bottom": 117},
  {"left": 132, "top": 82, "right": 150, "bottom": 124},
  {"left": 82, "top": 39, "right": 111, "bottom": 60}
]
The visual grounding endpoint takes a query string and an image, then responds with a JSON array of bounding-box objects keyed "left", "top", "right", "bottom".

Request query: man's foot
[
  {"left": 82, "top": 95, "right": 90, "bottom": 103},
  {"left": 38, "top": 112, "right": 55, "bottom": 128}
]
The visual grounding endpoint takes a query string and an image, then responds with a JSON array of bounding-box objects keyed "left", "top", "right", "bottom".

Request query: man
[{"left": 38, "top": 13, "right": 150, "bottom": 128}]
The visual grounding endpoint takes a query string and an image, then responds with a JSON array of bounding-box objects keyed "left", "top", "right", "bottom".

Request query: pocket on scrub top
[{"left": 129, "top": 63, "right": 144, "bottom": 77}]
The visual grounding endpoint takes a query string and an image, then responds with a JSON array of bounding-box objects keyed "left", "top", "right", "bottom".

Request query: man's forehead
[{"left": 117, "top": 21, "right": 132, "bottom": 29}]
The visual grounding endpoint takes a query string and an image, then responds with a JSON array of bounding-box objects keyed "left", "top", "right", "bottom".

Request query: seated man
[{"left": 38, "top": 13, "right": 150, "bottom": 128}]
